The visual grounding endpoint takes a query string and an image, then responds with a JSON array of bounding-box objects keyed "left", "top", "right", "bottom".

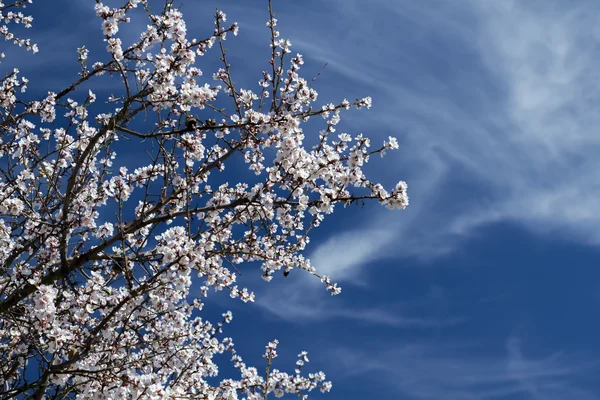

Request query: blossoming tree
[{"left": 0, "top": 0, "right": 408, "bottom": 398}]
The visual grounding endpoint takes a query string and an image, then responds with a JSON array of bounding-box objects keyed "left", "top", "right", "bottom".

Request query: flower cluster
[{"left": 0, "top": 0, "right": 37, "bottom": 58}]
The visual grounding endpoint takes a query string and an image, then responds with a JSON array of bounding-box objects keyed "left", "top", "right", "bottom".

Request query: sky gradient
[{"left": 12, "top": 0, "right": 600, "bottom": 399}]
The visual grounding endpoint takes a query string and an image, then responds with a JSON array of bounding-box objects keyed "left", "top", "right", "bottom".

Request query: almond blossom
[{"left": 0, "top": 0, "right": 408, "bottom": 399}]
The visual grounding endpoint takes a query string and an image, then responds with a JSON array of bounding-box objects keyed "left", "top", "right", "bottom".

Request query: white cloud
[
  {"left": 467, "top": 0, "right": 600, "bottom": 235},
  {"left": 307, "top": 227, "right": 395, "bottom": 283}
]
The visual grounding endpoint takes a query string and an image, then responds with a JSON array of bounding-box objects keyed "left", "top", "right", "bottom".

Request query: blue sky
[{"left": 11, "top": 0, "right": 600, "bottom": 399}]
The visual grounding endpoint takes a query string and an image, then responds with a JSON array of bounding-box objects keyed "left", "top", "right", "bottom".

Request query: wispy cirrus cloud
[
  {"left": 254, "top": 276, "right": 462, "bottom": 328},
  {"left": 329, "top": 335, "right": 599, "bottom": 400}
]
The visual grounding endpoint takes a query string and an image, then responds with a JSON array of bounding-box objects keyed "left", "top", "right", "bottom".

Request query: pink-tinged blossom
[
  {"left": 31, "top": 284, "right": 57, "bottom": 329},
  {"left": 95, "top": 222, "right": 114, "bottom": 239}
]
